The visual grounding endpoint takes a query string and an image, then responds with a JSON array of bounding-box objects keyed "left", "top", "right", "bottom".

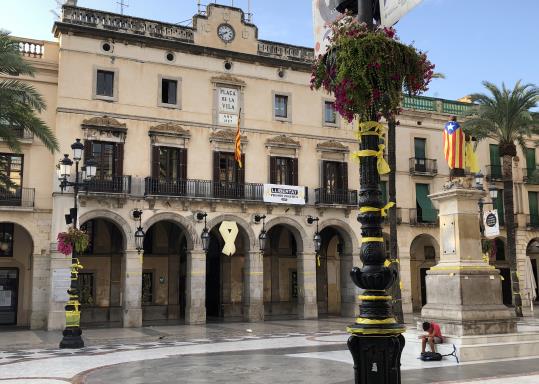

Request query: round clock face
[{"left": 217, "top": 24, "right": 235, "bottom": 43}]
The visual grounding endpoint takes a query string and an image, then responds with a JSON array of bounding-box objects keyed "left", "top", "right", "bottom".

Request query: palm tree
[
  {"left": 0, "top": 30, "right": 58, "bottom": 153},
  {"left": 463, "top": 81, "right": 539, "bottom": 317}
]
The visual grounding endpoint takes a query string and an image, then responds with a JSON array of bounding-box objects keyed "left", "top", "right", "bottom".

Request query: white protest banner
[
  {"left": 263, "top": 184, "right": 306, "bottom": 205},
  {"left": 380, "top": 0, "right": 423, "bottom": 27},
  {"left": 484, "top": 209, "right": 500, "bottom": 238}
]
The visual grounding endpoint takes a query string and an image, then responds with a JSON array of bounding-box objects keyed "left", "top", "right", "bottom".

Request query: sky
[{"left": 1, "top": 0, "right": 538, "bottom": 101}]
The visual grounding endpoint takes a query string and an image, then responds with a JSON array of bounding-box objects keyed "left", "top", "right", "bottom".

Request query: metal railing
[
  {"left": 314, "top": 188, "right": 358, "bottom": 206},
  {"left": 382, "top": 207, "right": 403, "bottom": 225},
  {"left": 402, "top": 95, "right": 473, "bottom": 115},
  {"left": 486, "top": 165, "right": 503, "bottom": 181},
  {"left": 144, "top": 178, "right": 264, "bottom": 201},
  {"left": 86, "top": 176, "right": 131, "bottom": 194},
  {"left": 409, "top": 158, "right": 437, "bottom": 175},
  {"left": 409, "top": 208, "right": 439, "bottom": 226},
  {"left": 526, "top": 214, "right": 539, "bottom": 229},
  {"left": 523, "top": 167, "right": 539, "bottom": 184},
  {"left": 0, "top": 126, "right": 33, "bottom": 141},
  {"left": 0, "top": 187, "right": 35, "bottom": 207}
]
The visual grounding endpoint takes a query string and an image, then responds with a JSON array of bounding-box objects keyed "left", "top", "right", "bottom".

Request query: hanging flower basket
[
  {"left": 57, "top": 227, "right": 90, "bottom": 256},
  {"left": 310, "top": 15, "right": 435, "bottom": 122}
]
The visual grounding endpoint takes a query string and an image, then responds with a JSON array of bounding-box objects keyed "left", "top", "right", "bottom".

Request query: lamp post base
[
  {"left": 348, "top": 334, "right": 405, "bottom": 384},
  {"left": 59, "top": 327, "right": 84, "bottom": 349}
]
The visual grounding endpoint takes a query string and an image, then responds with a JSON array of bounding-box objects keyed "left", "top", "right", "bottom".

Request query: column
[
  {"left": 30, "top": 252, "right": 51, "bottom": 329},
  {"left": 516, "top": 231, "right": 532, "bottom": 316},
  {"left": 398, "top": 245, "right": 414, "bottom": 316},
  {"left": 298, "top": 252, "right": 318, "bottom": 319},
  {"left": 243, "top": 251, "right": 264, "bottom": 321},
  {"left": 122, "top": 249, "right": 142, "bottom": 327},
  {"left": 185, "top": 247, "right": 206, "bottom": 324},
  {"left": 340, "top": 252, "right": 360, "bottom": 317},
  {"left": 47, "top": 250, "right": 71, "bottom": 331}
]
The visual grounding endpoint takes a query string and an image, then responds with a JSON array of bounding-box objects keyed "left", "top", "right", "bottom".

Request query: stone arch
[
  {"left": 142, "top": 212, "right": 197, "bottom": 251},
  {"left": 79, "top": 209, "right": 131, "bottom": 250},
  {"left": 206, "top": 214, "right": 256, "bottom": 250},
  {"left": 264, "top": 216, "right": 308, "bottom": 253},
  {"left": 0, "top": 218, "right": 39, "bottom": 254},
  {"left": 410, "top": 233, "right": 439, "bottom": 310},
  {"left": 410, "top": 234, "right": 439, "bottom": 260},
  {"left": 319, "top": 219, "right": 359, "bottom": 256}
]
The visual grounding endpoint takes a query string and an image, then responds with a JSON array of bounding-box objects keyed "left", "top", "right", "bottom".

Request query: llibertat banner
[
  {"left": 484, "top": 209, "right": 500, "bottom": 238},
  {"left": 380, "top": 0, "right": 423, "bottom": 27},
  {"left": 263, "top": 184, "right": 306, "bottom": 205},
  {"left": 312, "top": 0, "right": 340, "bottom": 56}
]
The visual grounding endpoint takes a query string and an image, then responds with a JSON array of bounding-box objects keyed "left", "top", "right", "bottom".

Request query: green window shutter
[
  {"left": 380, "top": 181, "right": 387, "bottom": 204},
  {"left": 495, "top": 190, "right": 504, "bottom": 226},
  {"left": 416, "top": 183, "right": 436, "bottom": 222},
  {"left": 526, "top": 148, "right": 536, "bottom": 170},
  {"left": 414, "top": 138, "right": 426, "bottom": 159},
  {"left": 489, "top": 144, "right": 501, "bottom": 166},
  {"left": 529, "top": 192, "right": 539, "bottom": 216}
]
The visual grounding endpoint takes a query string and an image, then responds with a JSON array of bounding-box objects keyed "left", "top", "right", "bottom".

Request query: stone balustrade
[
  {"left": 257, "top": 41, "right": 314, "bottom": 63},
  {"left": 18, "top": 40, "right": 45, "bottom": 58}
]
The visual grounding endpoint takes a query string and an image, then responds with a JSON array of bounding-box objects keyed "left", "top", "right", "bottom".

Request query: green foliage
[
  {"left": 462, "top": 81, "right": 539, "bottom": 152},
  {"left": 0, "top": 30, "right": 59, "bottom": 153},
  {"left": 310, "top": 15, "right": 434, "bottom": 122}
]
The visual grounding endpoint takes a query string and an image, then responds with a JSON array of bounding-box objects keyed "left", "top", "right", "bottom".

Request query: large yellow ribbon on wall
[
  {"left": 360, "top": 202, "right": 396, "bottom": 217},
  {"left": 352, "top": 144, "right": 391, "bottom": 175}
]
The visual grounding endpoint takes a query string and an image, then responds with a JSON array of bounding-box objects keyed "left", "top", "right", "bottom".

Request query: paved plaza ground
[{"left": 2, "top": 317, "right": 539, "bottom": 383}]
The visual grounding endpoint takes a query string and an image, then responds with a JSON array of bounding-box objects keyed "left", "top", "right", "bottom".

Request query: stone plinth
[{"left": 421, "top": 187, "right": 516, "bottom": 336}]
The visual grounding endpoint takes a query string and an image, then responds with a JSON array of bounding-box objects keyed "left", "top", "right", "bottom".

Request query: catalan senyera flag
[
  {"left": 443, "top": 120, "right": 465, "bottom": 169},
  {"left": 234, "top": 108, "right": 242, "bottom": 168}
]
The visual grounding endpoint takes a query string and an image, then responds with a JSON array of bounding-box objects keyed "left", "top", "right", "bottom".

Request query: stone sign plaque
[
  {"left": 52, "top": 268, "right": 71, "bottom": 302},
  {"left": 440, "top": 216, "right": 456, "bottom": 256},
  {"left": 217, "top": 87, "right": 239, "bottom": 126}
]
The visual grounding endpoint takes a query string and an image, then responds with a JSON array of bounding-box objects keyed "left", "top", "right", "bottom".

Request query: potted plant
[{"left": 57, "top": 227, "right": 90, "bottom": 255}]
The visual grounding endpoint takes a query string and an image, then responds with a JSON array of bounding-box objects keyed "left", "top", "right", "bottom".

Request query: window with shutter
[
  {"left": 416, "top": 183, "right": 436, "bottom": 222},
  {"left": 489, "top": 144, "right": 501, "bottom": 165},
  {"left": 269, "top": 156, "right": 277, "bottom": 184},
  {"left": 496, "top": 189, "right": 505, "bottom": 226},
  {"left": 292, "top": 158, "right": 298, "bottom": 186},
  {"left": 529, "top": 192, "right": 539, "bottom": 218}
]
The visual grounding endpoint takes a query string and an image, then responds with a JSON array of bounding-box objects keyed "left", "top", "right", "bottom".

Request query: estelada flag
[
  {"left": 443, "top": 120, "right": 464, "bottom": 169},
  {"left": 234, "top": 108, "right": 242, "bottom": 168}
]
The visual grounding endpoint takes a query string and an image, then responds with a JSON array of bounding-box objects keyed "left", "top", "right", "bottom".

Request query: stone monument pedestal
[{"left": 421, "top": 186, "right": 523, "bottom": 361}]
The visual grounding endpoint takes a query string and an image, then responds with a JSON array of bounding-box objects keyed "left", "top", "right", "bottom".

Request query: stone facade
[{"left": 1, "top": 3, "right": 539, "bottom": 330}]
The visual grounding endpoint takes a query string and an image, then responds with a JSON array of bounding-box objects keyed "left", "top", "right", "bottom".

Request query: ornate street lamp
[
  {"left": 254, "top": 214, "right": 267, "bottom": 253},
  {"left": 133, "top": 209, "right": 144, "bottom": 254},
  {"left": 307, "top": 216, "right": 322, "bottom": 266},
  {"left": 58, "top": 138, "right": 97, "bottom": 349},
  {"left": 474, "top": 171, "right": 484, "bottom": 190},
  {"left": 197, "top": 212, "right": 210, "bottom": 252}
]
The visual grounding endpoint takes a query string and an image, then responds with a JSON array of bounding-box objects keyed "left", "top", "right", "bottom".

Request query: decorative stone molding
[
  {"left": 81, "top": 115, "right": 127, "bottom": 143},
  {"left": 316, "top": 140, "right": 349, "bottom": 153},
  {"left": 265, "top": 135, "right": 300, "bottom": 149},
  {"left": 210, "top": 74, "right": 246, "bottom": 87},
  {"left": 149, "top": 122, "right": 191, "bottom": 147},
  {"left": 209, "top": 129, "right": 248, "bottom": 144}
]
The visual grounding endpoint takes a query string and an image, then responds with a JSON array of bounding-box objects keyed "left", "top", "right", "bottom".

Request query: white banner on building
[
  {"left": 52, "top": 268, "right": 71, "bottom": 302},
  {"left": 312, "top": 0, "right": 340, "bottom": 56},
  {"left": 484, "top": 209, "right": 500, "bottom": 238},
  {"left": 380, "top": 0, "right": 423, "bottom": 27},
  {"left": 263, "top": 184, "right": 306, "bottom": 205}
]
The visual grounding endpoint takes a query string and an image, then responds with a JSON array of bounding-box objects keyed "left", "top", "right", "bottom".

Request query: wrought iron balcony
[
  {"left": 382, "top": 207, "right": 403, "bottom": 225},
  {"left": 409, "top": 208, "right": 439, "bottom": 226},
  {"left": 314, "top": 188, "right": 357, "bottom": 206},
  {"left": 144, "top": 178, "right": 264, "bottom": 201},
  {"left": 86, "top": 176, "right": 131, "bottom": 194},
  {"left": 523, "top": 167, "right": 539, "bottom": 184},
  {"left": 526, "top": 214, "right": 539, "bottom": 229},
  {"left": 0, "top": 187, "right": 35, "bottom": 207},
  {"left": 486, "top": 165, "right": 503, "bottom": 181},
  {"left": 409, "top": 158, "right": 437, "bottom": 176}
]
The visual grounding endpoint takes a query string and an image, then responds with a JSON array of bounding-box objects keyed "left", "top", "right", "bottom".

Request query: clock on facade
[{"left": 217, "top": 23, "right": 235, "bottom": 43}]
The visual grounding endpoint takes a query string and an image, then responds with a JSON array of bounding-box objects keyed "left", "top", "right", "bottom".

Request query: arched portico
[{"left": 410, "top": 234, "right": 439, "bottom": 311}]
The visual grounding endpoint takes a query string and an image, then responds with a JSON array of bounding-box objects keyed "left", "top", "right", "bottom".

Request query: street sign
[
  {"left": 380, "top": 0, "right": 423, "bottom": 27},
  {"left": 484, "top": 209, "right": 500, "bottom": 238},
  {"left": 312, "top": 0, "right": 340, "bottom": 56}
]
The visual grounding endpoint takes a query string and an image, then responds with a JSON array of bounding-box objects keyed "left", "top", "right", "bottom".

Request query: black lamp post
[
  {"left": 58, "top": 138, "right": 97, "bottom": 349},
  {"left": 197, "top": 212, "right": 210, "bottom": 252},
  {"left": 254, "top": 214, "right": 267, "bottom": 253},
  {"left": 332, "top": 2, "right": 405, "bottom": 383},
  {"left": 133, "top": 209, "right": 145, "bottom": 254},
  {"left": 307, "top": 216, "right": 322, "bottom": 265}
]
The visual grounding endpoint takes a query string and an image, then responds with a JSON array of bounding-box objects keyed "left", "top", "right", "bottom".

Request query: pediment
[
  {"left": 210, "top": 129, "right": 247, "bottom": 144},
  {"left": 82, "top": 115, "right": 126, "bottom": 132},
  {"left": 317, "top": 140, "right": 349, "bottom": 153},
  {"left": 265, "top": 135, "right": 300, "bottom": 148},
  {"left": 149, "top": 122, "right": 190, "bottom": 138}
]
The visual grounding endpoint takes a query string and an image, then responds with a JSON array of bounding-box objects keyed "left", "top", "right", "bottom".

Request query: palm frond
[{"left": 0, "top": 79, "right": 46, "bottom": 111}]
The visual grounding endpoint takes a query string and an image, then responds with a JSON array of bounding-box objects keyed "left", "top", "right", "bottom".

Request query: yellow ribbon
[
  {"left": 465, "top": 141, "right": 480, "bottom": 173},
  {"left": 355, "top": 121, "right": 385, "bottom": 142},
  {"left": 362, "top": 237, "right": 384, "bottom": 243},
  {"left": 360, "top": 202, "right": 396, "bottom": 217},
  {"left": 352, "top": 144, "right": 391, "bottom": 175},
  {"left": 316, "top": 255, "right": 321, "bottom": 267}
]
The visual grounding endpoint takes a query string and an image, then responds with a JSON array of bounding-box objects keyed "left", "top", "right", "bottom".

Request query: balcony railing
[
  {"left": 409, "top": 208, "right": 439, "bottom": 226},
  {"left": 18, "top": 40, "right": 44, "bottom": 58},
  {"left": 526, "top": 214, "right": 539, "bottom": 229},
  {"left": 486, "top": 165, "right": 503, "bottom": 181},
  {"left": 523, "top": 167, "right": 539, "bottom": 184},
  {"left": 409, "top": 158, "right": 437, "bottom": 176},
  {"left": 86, "top": 176, "right": 131, "bottom": 194},
  {"left": 382, "top": 207, "right": 403, "bottom": 225},
  {"left": 314, "top": 188, "right": 357, "bottom": 206},
  {"left": 402, "top": 95, "right": 473, "bottom": 116},
  {"left": 0, "top": 187, "right": 35, "bottom": 207},
  {"left": 144, "top": 178, "right": 264, "bottom": 201}
]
